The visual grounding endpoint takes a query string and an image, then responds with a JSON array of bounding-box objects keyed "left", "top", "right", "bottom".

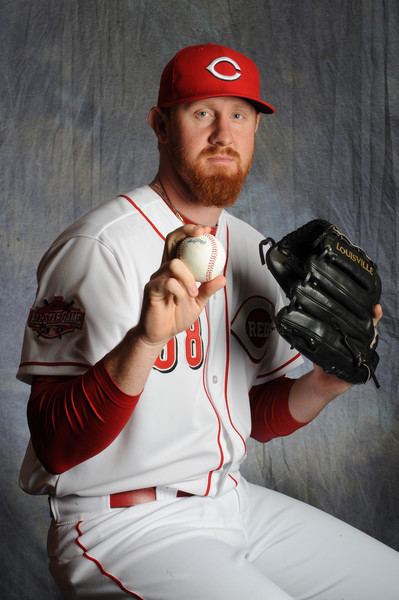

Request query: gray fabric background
[{"left": 1, "top": 1, "right": 398, "bottom": 598}]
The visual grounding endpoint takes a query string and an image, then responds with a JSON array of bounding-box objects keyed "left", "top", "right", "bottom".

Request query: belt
[{"left": 109, "top": 486, "right": 193, "bottom": 508}]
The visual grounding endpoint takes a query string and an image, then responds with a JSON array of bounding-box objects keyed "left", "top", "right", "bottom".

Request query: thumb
[
  {"left": 197, "top": 274, "right": 226, "bottom": 306},
  {"left": 373, "top": 303, "right": 383, "bottom": 326}
]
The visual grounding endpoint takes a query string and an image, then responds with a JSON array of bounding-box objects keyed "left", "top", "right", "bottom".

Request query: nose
[{"left": 208, "top": 114, "right": 233, "bottom": 147}]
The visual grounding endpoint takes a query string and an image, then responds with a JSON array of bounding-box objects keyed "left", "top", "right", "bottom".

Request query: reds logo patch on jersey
[
  {"left": 28, "top": 296, "right": 85, "bottom": 339},
  {"left": 231, "top": 296, "right": 274, "bottom": 363}
]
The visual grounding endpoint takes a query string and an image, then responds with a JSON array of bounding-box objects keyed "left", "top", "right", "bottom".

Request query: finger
[
  {"left": 152, "top": 258, "right": 199, "bottom": 297},
  {"left": 146, "top": 274, "right": 187, "bottom": 302},
  {"left": 163, "top": 277, "right": 187, "bottom": 303},
  {"left": 373, "top": 303, "right": 383, "bottom": 326},
  {"left": 197, "top": 274, "right": 226, "bottom": 307},
  {"left": 161, "top": 224, "right": 211, "bottom": 264}
]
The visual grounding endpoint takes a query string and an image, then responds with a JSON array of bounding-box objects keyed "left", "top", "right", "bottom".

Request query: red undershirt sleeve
[
  {"left": 27, "top": 360, "right": 141, "bottom": 475},
  {"left": 249, "top": 376, "right": 308, "bottom": 443}
]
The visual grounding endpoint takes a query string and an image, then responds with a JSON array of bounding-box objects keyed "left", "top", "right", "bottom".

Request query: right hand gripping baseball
[{"left": 138, "top": 224, "right": 226, "bottom": 347}]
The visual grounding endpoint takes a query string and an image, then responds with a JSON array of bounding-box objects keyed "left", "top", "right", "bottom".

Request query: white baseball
[{"left": 177, "top": 233, "right": 226, "bottom": 283}]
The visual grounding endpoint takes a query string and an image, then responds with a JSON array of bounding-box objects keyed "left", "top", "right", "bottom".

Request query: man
[{"left": 18, "top": 43, "right": 398, "bottom": 599}]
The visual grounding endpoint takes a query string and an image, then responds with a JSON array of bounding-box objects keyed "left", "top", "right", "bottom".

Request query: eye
[
  {"left": 196, "top": 110, "right": 211, "bottom": 119},
  {"left": 232, "top": 112, "right": 244, "bottom": 120}
]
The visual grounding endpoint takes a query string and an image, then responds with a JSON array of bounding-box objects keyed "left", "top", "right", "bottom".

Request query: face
[{"left": 163, "top": 97, "right": 260, "bottom": 207}]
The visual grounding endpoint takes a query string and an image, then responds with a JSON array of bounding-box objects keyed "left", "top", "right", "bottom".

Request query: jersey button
[{"left": 212, "top": 375, "right": 218, "bottom": 384}]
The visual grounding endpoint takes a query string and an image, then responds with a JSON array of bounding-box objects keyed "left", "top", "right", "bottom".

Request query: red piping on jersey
[
  {"left": 75, "top": 521, "right": 144, "bottom": 599},
  {"left": 202, "top": 304, "right": 224, "bottom": 497},
  {"left": 228, "top": 473, "right": 238, "bottom": 487},
  {"left": 120, "top": 194, "right": 166, "bottom": 241},
  {"left": 120, "top": 191, "right": 225, "bottom": 496},
  {"left": 256, "top": 352, "right": 302, "bottom": 379},
  {"left": 223, "top": 225, "right": 247, "bottom": 454},
  {"left": 20, "top": 361, "right": 90, "bottom": 369}
]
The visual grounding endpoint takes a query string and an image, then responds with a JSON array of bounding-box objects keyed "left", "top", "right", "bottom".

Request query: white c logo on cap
[{"left": 206, "top": 56, "right": 241, "bottom": 81}]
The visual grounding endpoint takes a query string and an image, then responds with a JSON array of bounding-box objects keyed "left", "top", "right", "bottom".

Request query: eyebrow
[{"left": 190, "top": 100, "right": 253, "bottom": 111}]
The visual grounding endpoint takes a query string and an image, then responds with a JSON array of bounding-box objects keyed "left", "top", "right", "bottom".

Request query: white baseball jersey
[{"left": 17, "top": 185, "right": 302, "bottom": 498}]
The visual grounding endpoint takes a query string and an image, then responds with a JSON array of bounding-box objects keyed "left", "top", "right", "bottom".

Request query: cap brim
[
  {"left": 159, "top": 93, "right": 275, "bottom": 114},
  {"left": 245, "top": 98, "right": 275, "bottom": 114}
]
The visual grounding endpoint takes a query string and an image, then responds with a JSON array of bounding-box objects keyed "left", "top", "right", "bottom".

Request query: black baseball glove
[{"left": 260, "top": 219, "right": 381, "bottom": 386}]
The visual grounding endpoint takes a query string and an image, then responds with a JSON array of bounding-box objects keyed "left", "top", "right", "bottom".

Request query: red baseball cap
[{"left": 157, "top": 43, "right": 275, "bottom": 114}]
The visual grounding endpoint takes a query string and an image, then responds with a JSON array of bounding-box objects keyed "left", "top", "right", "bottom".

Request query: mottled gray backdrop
[{"left": 1, "top": 1, "right": 398, "bottom": 598}]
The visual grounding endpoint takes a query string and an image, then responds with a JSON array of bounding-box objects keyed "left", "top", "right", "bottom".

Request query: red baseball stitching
[{"left": 205, "top": 233, "right": 218, "bottom": 281}]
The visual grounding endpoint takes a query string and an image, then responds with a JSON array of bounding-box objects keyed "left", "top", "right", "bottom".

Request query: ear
[
  {"left": 147, "top": 107, "right": 169, "bottom": 144},
  {"left": 254, "top": 112, "right": 261, "bottom": 133}
]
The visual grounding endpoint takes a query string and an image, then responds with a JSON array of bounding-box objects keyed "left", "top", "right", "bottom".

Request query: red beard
[{"left": 168, "top": 145, "right": 253, "bottom": 208}]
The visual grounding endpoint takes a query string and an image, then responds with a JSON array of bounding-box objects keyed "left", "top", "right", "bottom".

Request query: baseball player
[{"left": 18, "top": 44, "right": 398, "bottom": 599}]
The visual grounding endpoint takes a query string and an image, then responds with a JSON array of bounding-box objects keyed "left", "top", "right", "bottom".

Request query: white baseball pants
[{"left": 47, "top": 478, "right": 399, "bottom": 599}]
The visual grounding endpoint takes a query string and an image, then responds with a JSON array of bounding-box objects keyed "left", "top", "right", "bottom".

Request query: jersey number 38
[{"left": 153, "top": 319, "right": 204, "bottom": 373}]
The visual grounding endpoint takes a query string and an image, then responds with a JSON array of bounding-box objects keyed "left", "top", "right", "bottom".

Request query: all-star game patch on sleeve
[
  {"left": 27, "top": 296, "right": 86, "bottom": 340},
  {"left": 17, "top": 234, "right": 138, "bottom": 383}
]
